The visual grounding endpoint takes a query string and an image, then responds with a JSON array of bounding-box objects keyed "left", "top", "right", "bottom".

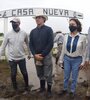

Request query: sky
[{"left": 0, "top": 0, "right": 90, "bottom": 34}]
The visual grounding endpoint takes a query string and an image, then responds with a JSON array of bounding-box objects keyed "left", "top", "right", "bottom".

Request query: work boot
[
  {"left": 39, "top": 80, "right": 45, "bottom": 92},
  {"left": 58, "top": 90, "right": 68, "bottom": 96},
  {"left": 23, "top": 86, "right": 30, "bottom": 95},
  {"left": 47, "top": 84, "right": 52, "bottom": 98},
  {"left": 86, "top": 90, "right": 90, "bottom": 98},
  {"left": 12, "top": 82, "right": 18, "bottom": 91},
  {"left": 69, "top": 92, "right": 75, "bottom": 99},
  {"left": 38, "top": 80, "right": 45, "bottom": 96}
]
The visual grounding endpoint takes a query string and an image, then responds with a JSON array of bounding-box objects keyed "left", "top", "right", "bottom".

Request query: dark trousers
[{"left": 9, "top": 58, "right": 29, "bottom": 90}]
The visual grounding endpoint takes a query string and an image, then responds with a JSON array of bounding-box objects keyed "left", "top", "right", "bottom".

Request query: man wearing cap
[
  {"left": 0, "top": 17, "right": 31, "bottom": 93},
  {"left": 29, "top": 14, "right": 54, "bottom": 97}
]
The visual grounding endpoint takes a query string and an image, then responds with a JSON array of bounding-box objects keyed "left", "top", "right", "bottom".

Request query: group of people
[{"left": 0, "top": 14, "right": 90, "bottom": 99}]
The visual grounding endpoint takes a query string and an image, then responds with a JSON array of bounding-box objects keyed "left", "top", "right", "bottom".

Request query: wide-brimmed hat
[
  {"left": 33, "top": 14, "right": 48, "bottom": 21},
  {"left": 10, "top": 17, "right": 20, "bottom": 23}
]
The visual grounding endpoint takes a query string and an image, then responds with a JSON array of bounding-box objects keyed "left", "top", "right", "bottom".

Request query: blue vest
[{"left": 66, "top": 35, "right": 79, "bottom": 53}]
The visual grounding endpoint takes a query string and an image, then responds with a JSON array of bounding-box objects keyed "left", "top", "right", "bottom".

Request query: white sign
[{"left": 0, "top": 8, "right": 83, "bottom": 19}]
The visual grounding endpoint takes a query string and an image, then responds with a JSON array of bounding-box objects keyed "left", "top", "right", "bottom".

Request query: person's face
[
  {"left": 69, "top": 20, "right": 78, "bottom": 33},
  {"left": 35, "top": 16, "right": 45, "bottom": 25},
  {"left": 12, "top": 22, "right": 20, "bottom": 27},
  {"left": 12, "top": 22, "right": 20, "bottom": 32},
  {"left": 69, "top": 20, "right": 77, "bottom": 27}
]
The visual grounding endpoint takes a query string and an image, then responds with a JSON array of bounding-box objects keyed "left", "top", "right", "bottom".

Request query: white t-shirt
[{"left": 0, "top": 29, "right": 30, "bottom": 61}]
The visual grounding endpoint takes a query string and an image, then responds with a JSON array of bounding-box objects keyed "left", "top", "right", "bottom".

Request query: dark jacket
[{"left": 29, "top": 25, "right": 54, "bottom": 57}]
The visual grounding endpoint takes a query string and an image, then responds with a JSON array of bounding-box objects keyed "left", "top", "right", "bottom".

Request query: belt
[{"left": 65, "top": 54, "right": 82, "bottom": 59}]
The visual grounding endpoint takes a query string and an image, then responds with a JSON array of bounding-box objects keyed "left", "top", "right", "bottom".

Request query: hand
[
  {"left": 79, "top": 64, "right": 84, "bottom": 70},
  {"left": 58, "top": 62, "right": 64, "bottom": 69},
  {"left": 34, "top": 54, "right": 44, "bottom": 61},
  {"left": 85, "top": 61, "right": 89, "bottom": 66},
  {"left": 27, "top": 55, "right": 31, "bottom": 60},
  {"left": 83, "top": 61, "right": 90, "bottom": 70}
]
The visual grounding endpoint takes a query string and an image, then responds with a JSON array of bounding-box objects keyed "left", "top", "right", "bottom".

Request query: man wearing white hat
[
  {"left": 0, "top": 17, "right": 31, "bottom": 93},
  {"left": 29, "top": 14, "right": 54, "bottom": 97}
]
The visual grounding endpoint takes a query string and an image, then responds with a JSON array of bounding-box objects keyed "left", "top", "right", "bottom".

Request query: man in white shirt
[{"left": 0, "top": 18, "right": 31, "bottom": 93}]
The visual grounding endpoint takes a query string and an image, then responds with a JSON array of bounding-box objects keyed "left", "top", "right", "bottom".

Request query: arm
[
  {"left": 24, "top": 33, "right": 31, "bottom": 57},
  {"left": 29, "top": 31, "right": 44, "bottom": 60},
  {"left": 81, "top": 36, "right": 87, "bottom": 65},
  {"left": 29, "top": 31, "right": 35, "bottom": 56},
  {"left": 87, "top": 28, "right": 90, "bottom": 61},
  {"left": 54, "top": 34, "right": 58, "bottom": 43},
  {"left": 59, "top": 37, "right": 65, "bottom": 63},
  {"left": 85, "top": 43, "right": 90, "bottom": 61},
  {"left": 84, "top": 29, "right": 90, "bottom": 69},
  {"left": 41, "top": 28, "right": 54, "bottom": 57}
]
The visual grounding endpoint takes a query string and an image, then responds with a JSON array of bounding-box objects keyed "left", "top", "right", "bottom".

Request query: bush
[
  {"left": 0, "top": 40, "right": 3, "bottom": 46},
  {"left": 0, "top": 33, "right": 4, "bottom": 37}
]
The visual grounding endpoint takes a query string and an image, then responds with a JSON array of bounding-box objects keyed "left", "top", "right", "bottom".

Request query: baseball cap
[{"left": 10, "top": 17, "right": 20, "bottom": 23}]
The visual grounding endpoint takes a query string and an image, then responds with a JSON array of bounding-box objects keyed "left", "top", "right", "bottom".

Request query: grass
[{"left": 0, "top": 40, "right": 3, "bottom": 46}]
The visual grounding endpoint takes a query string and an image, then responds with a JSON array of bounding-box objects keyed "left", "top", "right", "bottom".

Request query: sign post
[
  {"left": 3, "top": 18, "right": 8, "bottom": 35},
  {"left": 0, "top": 8, "right": 83, "bottom": 19},
  {"left": 0, "top": 8, "right": 83, "bottom": 34}
]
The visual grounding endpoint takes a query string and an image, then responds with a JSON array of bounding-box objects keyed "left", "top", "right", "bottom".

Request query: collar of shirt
[
  {"left": 12, "top": 29, "right": 21, "bottom": 33},
  {"left": 69, "top": 32, "right": 80, "bottom": 37},
  {"left": 37, "top": 24, "right": 45, "bottom": 29}
]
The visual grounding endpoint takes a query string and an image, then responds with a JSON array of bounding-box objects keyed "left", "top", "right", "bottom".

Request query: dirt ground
[{"left": 0, "top": 60, "right": 89, "bottom": 100}]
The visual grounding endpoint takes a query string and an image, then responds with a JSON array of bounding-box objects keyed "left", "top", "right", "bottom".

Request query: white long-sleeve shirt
[
  {"left": 0, "top": 29, "right": 31, "bottom": 61},
  {"left": 59, "top": 33, "right": 87, "bottom": 65}
]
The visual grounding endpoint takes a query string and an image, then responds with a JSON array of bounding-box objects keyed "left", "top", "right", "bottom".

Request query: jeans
[
  {"left": 9, "top": 58, "right": 29, "bottom": 90},
  {"left": 63, "top": 55, "right": 82, "bottom": 93}
]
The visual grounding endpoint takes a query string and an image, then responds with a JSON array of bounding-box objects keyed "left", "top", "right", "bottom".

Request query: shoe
[
  {"left": 25, "top": 86, "right": 30, "bottom": 91},
  {"left": 85, "top": 96, "right": 90, "bottom": 100},
  {"left": 23, "top": 90, "right": 29, "bottom": 95},
  {"left": 40, "top": 80, "right": 45, "bottom": 90},
  {"left": 47, "top": 91, "right": 52, "bottom": 98},
  {"left": 47, "top": 84, "right": 52, "bottom": 98},
  {"left": 38, "top": 80, "right": 45, "bottom": 95},
  {"left": 58, "top": 90, "right": 68, "bottom": 96},
  {"left": 86, "top": 91, "right": 90, "bottom": 97},
  {"left": 39, "top": 88, "right": 45, "bottom": 92},
  {"left": 23, "top": 86, "right": 30, "bottom": 95},
  {"left": 38, "top": 88, "right": 45, "bottom": 96},
  {"left": 69, "top": 92, "right": 75, "bottom": 99}
]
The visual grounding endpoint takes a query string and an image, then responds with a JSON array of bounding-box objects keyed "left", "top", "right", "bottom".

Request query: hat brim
[
  {"left": 10, "top": 20, "right": 20, "bottom": 23},
  {"left": 33, "top": 15, "right": 48, "bottom": 21},
  {"left": 10, "top": 20, "right": 15, "bottom": 23}
]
